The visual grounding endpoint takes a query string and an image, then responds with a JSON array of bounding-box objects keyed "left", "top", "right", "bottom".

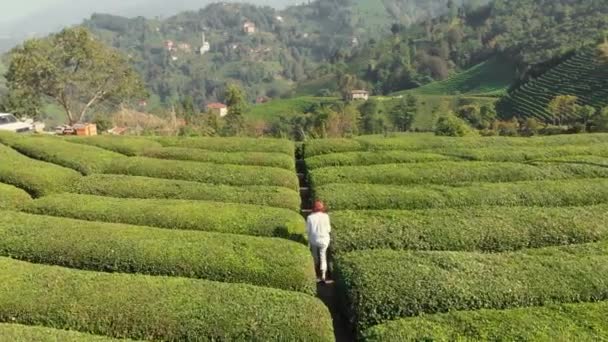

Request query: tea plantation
[
  {"left": 3, "top": 131, "right": 608, "bottom": 341},
  {"left": 304, "top": 132, "right": 608, "bottom": 340},
  {"left": 0, "top": 132, "right": 333, "bottom": 341}
]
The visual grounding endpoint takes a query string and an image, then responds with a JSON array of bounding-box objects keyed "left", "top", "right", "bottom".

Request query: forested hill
[
  {"left": 80, "top": 0, "right": 480, "bottom": 111},
  {"left": 342, "top": 0, "right": 608, "bottom": 95}
]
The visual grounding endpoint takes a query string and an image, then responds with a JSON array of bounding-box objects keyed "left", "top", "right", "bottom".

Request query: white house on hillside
[
  {"left": 207, "top": 103, "right": 228, "bottom": 117},
  {"left": 347, "top": 90, "right": 369, "bottom": 101},
  {"left": 243, "top": 21, "right": 256, "bottom": 34}
]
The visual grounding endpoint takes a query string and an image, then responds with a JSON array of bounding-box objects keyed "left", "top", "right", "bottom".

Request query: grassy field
[
  {"left": 247, "top": 96, "right": 340, "bottom": 122},
  {"left": 304, "top": 132, "right": 608, "bottom": 339}
]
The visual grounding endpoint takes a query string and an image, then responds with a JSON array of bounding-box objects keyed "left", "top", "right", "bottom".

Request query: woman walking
[{"left": 307, "top": 200, "right": 331, "bottom": 284}]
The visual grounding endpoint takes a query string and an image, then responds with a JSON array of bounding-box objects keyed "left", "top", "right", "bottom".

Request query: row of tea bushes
[
  {"left": 0, "top": 132, "right": 125, "bottom": 175},
  {"left": 335, "top": 243, "right": 608, "bottom": 332},
  {"left": 0, "top": 323, "right": 125, "bottom": 341},
  {"left": 0, "top": 144, "right": 81, "bottom": 197},
  {"left": 309, "top": 161, "right": 608, "bottom": 187},
  {"left": 303, "top": 133, "right": 608, "bottom": 157},
  {"left": 156, "top": 136, "right": 295, "bottom": 156},
  {"left": 0, "top": 183, "right": 31, "bottom": 210},
  {"left": 21, "top": 194, "right": 306, "bottom": 242},
  {"left": 74, "top": 175, "right": 301, "bottom": 211},
  {"left": 362, "top": 301, "right": 608, "bottom": 341},
  {"left": 105, "top": 157, "right": 299, "bottom": 190},
  {"left": 0, "top": 211, "right": 315, "bottom": 293},
  {"left": 0, "top": 258, "right": 334, "bottom": 341},
  {"left": 305, "top": 151, "right": 457, "bottom": 169},
  {"left": 315, "top": 178, "right": 608, "bottom": 210},
  {"left": 68, "top": 136, "right": 295, "bottom": 170},
  {"left": 330, "top": 205, "right": 608, "bottom": 254}
]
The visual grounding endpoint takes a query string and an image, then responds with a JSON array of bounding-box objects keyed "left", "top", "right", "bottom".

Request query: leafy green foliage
[
  {"left": 330, "top": 205, "right": 608, "bottom": 254},
  {"left": 314, "top": 178, "right": 608, "bottom": 210},
  {"left": 0, "top": 324, "right": 123, "bottom": 342},
  {"left": 155, "top": 136, "right": 295, "bottom": 155},
  {"left": 104, "top": 157, "right": 299, "bottom": 190},
  {"left": 335, "top": 243, "right": 608, "bottom": 332},
  {"left": 74, "top": 174, "right": 300, "bottom": 211},
  {"left": 0, "top": 143, "right": 81, "bottom": 197},
  {"left": 434, "top": 113, "right": 476, "bottom": 136},
  {"left": 22, "top": 194, "right": 305, "bottom": 242},
  {"left": 306, "top": 150, "right": 457, "bottom": 169},
  {"left": 0, "top": 257, "right": 334, "bottom": 341},
  {"left": 5, "top": 27, "right": 146, "bottom": 124},
  {"left": 0, "top": 211, "right": 315, "bottom": 293},
  {"left": 0, "top": 183, "right": 31, "bottom": 210},
  {"left": 362, "top": 301, "right": 608, "bottom": 341},
  {"left": 66, "top": 136, "right": 164, "bottom": 156}
]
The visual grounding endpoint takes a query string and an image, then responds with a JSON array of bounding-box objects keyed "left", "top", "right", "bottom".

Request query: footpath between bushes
[{"left": 296, "top": 157, "right": 354, "bottom": 342}]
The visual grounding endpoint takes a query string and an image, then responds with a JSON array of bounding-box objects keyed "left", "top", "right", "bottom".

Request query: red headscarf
[{"left": 313, "top": 200, "right": 326, "bottom": 213}]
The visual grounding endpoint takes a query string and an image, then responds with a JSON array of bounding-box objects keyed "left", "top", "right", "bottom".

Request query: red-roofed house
[{"left": 207, "top": 103, "right": 228, "bottom": 117}]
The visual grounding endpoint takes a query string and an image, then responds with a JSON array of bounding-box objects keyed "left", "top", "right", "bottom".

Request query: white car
[{"left": 0, "top": 113, "right": 32, "bottom": 133}]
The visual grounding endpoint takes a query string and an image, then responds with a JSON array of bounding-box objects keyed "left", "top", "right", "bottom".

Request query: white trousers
[{"left": 311, "top": 242, "right": 329, "bottom": 273}]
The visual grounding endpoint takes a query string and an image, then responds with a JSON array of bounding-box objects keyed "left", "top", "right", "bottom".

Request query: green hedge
[
  {"left": 314, "top": 178, "right": 608, "bottom": 210},
  {"left": 104, "top": 157, "right": 299, "bottom": 190},
  {"left": 331, "top": 205, "right": 608, "bottom": 254},
  {"left": 335, "top": 243, "right": 608, "bottom": 332},
  {"left": 362, "top": 301, "right": 608, "bottom": 341},
  {"left": 0, "top": 183, "right": 31, "bottom": 210},
  {"left": 0, "top": 211, "right": 315, "bottom": 293},
  {"left": 0, "top": 323, "right": 124, "bottom": 341},
  {"left": 435, "top": 144, "right": 608, "bottom": 163},
  {"left": 305, "top": 151, "right": 457, "bottom": 169},
  {"left": 75, "top": 174, "right": 301, "bottom": 211},
  {"left": 0, "top": 144, "right": 81, "bottom": 197},
  {"left": 156, "top": 136, "right": 295, "bottom": 156},
  {"left": 0, "top": 258, "right": 334, "bottom": 341},
  {"left": 141, "top": 147, "right": 295, "bottom": 170},
  {"left": 22, "top": 194, "right": 306, "bottom": 242},
  {"left": 304, "top": 133, "right": 608, "bottom": 157},
  {"left": 0, "top": 132, "right": 125, "bottom": 175},
  {"left": 66, "top": 136, "right": 163, "bottom": 156},
  {"left": 309, "top": 161, "right": 608, "bottom": 187}
]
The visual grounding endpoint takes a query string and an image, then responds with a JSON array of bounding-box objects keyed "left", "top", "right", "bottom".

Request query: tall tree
[
  {"left": 391, "top": 94, "right": 418, "bottom": 131},
  {"left": 223, "top": 84, "right": 247, "bottom": 136},
  {"left": 5, "top": 27, "right": 146, "bottom": 125},
  {"left": 547, "top": 95, "right": 579, "bottom": 126}
]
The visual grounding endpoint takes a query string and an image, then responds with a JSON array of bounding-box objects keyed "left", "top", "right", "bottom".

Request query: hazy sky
[{"left": 0, "top": 0, "right": 69, "bottom": 23}]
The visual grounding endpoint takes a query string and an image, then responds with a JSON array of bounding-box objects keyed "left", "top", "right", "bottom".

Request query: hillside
[{"left": 498, "top": 45, "right": 608, "bottom": 122}]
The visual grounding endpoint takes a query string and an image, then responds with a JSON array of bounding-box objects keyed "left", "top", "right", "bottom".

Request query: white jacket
[{"left": 306, "top": 212, "right": 331, "bottom": 245}]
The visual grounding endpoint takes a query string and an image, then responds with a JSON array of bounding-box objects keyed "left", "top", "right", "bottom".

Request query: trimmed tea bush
[
  {"left": 0, "top": 144, "right": 81, "bottom": 197},
  {"left": 0, "top": 323, "right": 124, "bottom": 341},
  {"left": 22, "top": 194, "right": 306, "bottom": 242},
  {"left": 435, "top": 144, "right": 608, "bottom": 162},
  {"left": 104, "top": 157, "right": 299, "bottom": 190},
  {"left": 156, "top": 136, "right": 295, "bottom": 156},
  {"left": 0, "top": 258, "right": 334, "bottom": 341},
  {"left": 67, "top": 136, "right": 163, "bottom": 156},
  {"left": 309, "top": 161, "right": 608, "bottom": 187},
  {"left": 314, "top": 178, "right": 608, "bottom": 210},
  {"left": 0, "top": 211, "right": 315, "bottom": 293},
  {"left": 331, "top": 205, "right": 608, "bottom": 254},
  {"left": 141, "top": 147, "right": 295, "bottom": 170},
  {"left": 362, "top": 301, "right": 608, "bottom": 341},
  {"left": 305, "top": 151, "right": 457, "bottom": 169},
  {"left": 304, "top": 139, "right": 365, "bottom": 158},
  {"left": 335, "top": 243, "right": 608, "bottom": 331},
  {"left": 0, "top": 183, "right": 31, "bottom": 210},
  {"left": 75, "top": 175, "right": 301, "bottom": 211},
  {"left": 0, "top": 132, "right": 125, "bottom": 175}
]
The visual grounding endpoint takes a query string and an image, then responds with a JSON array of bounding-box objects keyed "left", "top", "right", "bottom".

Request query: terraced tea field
[{"left": 304, "top": 132, "right": 608, "bottom": 340}]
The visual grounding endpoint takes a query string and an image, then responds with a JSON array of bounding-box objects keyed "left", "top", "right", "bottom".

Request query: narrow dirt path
[{"left": 296, "top": 158, "right": 355, "bottom": 342}]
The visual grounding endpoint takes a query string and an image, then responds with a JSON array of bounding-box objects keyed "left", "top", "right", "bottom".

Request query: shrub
[
  {"left": 330, "top": 205, "right": 608, "bottom": 254},
  {"left": 0, "top": 211, "right": 315, "bottom": 293},
  {"left": 434, "top": 113, "right": 476, "bottom": 137},
  {"left": 0, "top": 258, "right": 334, "bottom": 341},
  {"left": 74, "top": 175, "right": 301, "bottom": 211},
  {"left": 141, "top": 147, "right": 295, "bottom": 170},
  {"left": 66, "top": 136, "right": 163, "bottom": 156},
  {"left": 104, "top": 157, "right": 299, "bottom": 190},
  {"left": 305, "top": 151, "right": 457, "bottom": 169},
  {"left": 314, "top": 178, "right": 608, "bottom": 210},
  {"left": 362, "top": 301, "right": 608, "bottom": 341},
  {"left": 22, "top": 194, "right": 306, "bottom": 242},
  {"left": 156, "top": 136, "right": 295, "bottom": 156},
  {"left": 335, "top": 243, "right": 608, "bottom": 332},
  {"left": 303, "top": 139, "right": 365, "bottom": 158},
  {"left": 0, "top": 323, "right": 122, "bottom": 341},
  {"left": 0, "top": 183, "right": 31, "bottom": 210},
  {"left": 0, "top": 132, "right": 125, "bottom": 175},
  {"left": 434, "top": 144, "right": 608, "bottom": 162},
  {"left": 309, "top": 161, "right": 608, "bottom": 187},
  {"left": 0, "top": 144, "right": 81, "bottom": 197}
]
